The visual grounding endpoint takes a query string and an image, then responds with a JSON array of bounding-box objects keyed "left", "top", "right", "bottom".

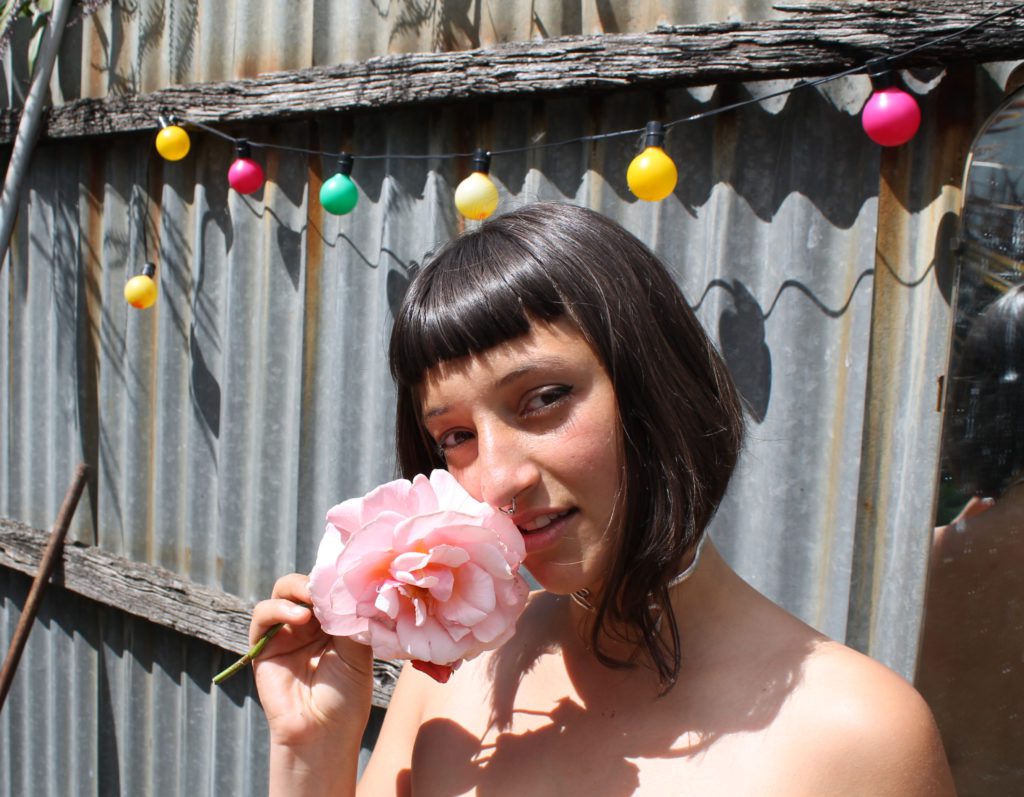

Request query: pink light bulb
[
  {"left": 862, "top": 87, "right": 921, "bottom": 147},
  {"left": 228, "top": 142, "right": 265, "bottom": 194}
]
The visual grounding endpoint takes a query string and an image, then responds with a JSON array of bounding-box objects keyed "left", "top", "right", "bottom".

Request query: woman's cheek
[{"left": 447, "top": 467, "right": 478, "bottom": 498}]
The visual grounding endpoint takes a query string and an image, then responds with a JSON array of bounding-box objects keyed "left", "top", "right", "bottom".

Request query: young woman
[{"left": 251, "top": 203, "right": 954, "bottom": 795}]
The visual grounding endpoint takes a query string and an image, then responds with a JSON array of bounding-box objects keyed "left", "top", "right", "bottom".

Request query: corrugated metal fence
[{"left": 0, "top": 2, "right": 1015, "bottom": 795}]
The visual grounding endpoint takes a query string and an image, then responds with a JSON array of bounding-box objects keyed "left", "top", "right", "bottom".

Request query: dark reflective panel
[{"left": 917, "top": 86, "right": 1024, "bottom": 797}]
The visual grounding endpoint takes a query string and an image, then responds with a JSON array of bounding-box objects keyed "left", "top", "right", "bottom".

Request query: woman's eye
[
  {"left": 523, "top": 385, "right": 572, "bottom": 414},
  {"left": 437, "top": 429, "right": 473, "bottom": 450}
]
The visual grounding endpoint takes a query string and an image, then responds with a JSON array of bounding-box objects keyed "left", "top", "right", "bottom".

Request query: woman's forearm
[{"left": 269, "top": 730, "right": 363, "bottom": 797}]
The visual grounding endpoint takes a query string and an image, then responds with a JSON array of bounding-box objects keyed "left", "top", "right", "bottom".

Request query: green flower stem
[
  {"left": 212, "top": 624, "right": 283, "bottom": 685},
  {"left": 212, "top": 603, "right": 312, "bottom": 686}
]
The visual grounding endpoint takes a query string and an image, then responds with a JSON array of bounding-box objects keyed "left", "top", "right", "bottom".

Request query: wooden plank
[
  {"left": 0, "top": 518, "right": 400, "bottom": 706},
  {"left": 1, "top": 0, "right": 1022, "bottom": 143}
]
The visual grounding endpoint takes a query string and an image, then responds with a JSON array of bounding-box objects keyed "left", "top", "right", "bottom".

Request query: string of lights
[{"left": 129, "top": 3, "right": 1024, "bottom": 307}]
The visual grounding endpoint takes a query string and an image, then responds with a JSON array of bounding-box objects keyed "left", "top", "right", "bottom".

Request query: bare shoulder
[
  {"left": 358, "top": 661, "right": 447, "bottom": 796},
  {"left": 777, "top": 640, "right": 955, "bottom": 796}
]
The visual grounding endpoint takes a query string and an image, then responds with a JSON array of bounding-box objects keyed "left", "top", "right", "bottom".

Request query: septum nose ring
[{"left": 500, "top": 497, "right": 517, "bottom": 516}]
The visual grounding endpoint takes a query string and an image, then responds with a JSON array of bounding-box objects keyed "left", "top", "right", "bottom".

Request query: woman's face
[{"left": 420, "top": 318, "right": 623, "bottom": 595}]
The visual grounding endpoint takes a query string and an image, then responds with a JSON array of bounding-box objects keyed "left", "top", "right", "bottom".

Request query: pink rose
[{"left": 309, "top": 470, "right": 529, "bottom": 676}]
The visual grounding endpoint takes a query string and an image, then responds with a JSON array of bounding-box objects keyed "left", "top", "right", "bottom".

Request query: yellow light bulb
[
  {"left": 155, "top": 125, "right": 191, "bottom": 161},
  {"left": 125, "top": 264, "right": 158, "bottom": 309},
  {"left": 627, "top": 145, "right": 678, "bottom": 202},
  {"left": 454, "top": 171, "right": 499, "bottom": 220}
]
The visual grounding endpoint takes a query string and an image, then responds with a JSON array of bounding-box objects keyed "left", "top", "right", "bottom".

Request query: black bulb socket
[
  {"left": 236, "top": 140, "right": 252, "bottom": 159},
  {"left": 471, "top": 149, "right": 491, "bottom": 174},
  {"left": 141, "top": 262, "right": 156, "bottom": 278},
  {"left": 643, "top": 121, "right": 666, "bottom": 149},
  {"left": 338, "top": 153, "right": 354, "bottom": 176},
  {"left": 867, "top": 57, "right": 896, "bottom": 89}
]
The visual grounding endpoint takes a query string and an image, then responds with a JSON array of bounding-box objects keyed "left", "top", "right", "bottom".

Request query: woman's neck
[{"left": 564, "top": 539, "right": 762, "bottom": 678}]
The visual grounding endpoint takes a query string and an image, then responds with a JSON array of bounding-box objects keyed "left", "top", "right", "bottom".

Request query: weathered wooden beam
[
  {"left": 0, "top": 518, "right": 400, "bottom": 706},
  {"left": 1, "top": 0, "right": 1022, "bottom": 144}
]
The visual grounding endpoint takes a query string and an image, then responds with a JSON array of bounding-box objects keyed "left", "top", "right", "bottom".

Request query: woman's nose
[{"left": 475, "top": 424, "right": 538, "bottom": 510}]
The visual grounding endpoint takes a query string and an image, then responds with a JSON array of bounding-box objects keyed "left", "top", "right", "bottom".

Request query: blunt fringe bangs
[
  {"left": 389, "top": 203, "right": 746, "bottom": 690},
  {"left": 389, "top": 220, "right": 566, "bottom": 389}
]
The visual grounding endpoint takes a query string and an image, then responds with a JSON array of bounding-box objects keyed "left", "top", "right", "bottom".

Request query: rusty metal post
[{"left": 0, "top": 463, "right": 88, "bottom": 712}]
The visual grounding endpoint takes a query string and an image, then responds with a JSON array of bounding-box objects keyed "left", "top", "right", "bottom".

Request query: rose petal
[
  {"left": 409, "top": 473, "right": 442, "bottom": 515},
  {"left": 327, "top": 477, "right": 416, "bottom": 538},
  {"left": 396, "top": 612, "right": 466, "bottom": 663},
  {"left": 412, "top": 660, "right": 456, "bottom": 683},
  {"left": 392, "top": 545, "right": 470, "bottom": 574},
  {"left": 366, "top": 620, "right": 404, "bottom": 660},
  {"left": 468, "top": 604, "right": 520, "bottom": 644},
  {"left": 445, "top": 623, "right": 472, "bottom": 642},
  {"left": 469, "top": 576, "right": 530, "bottom": 643},
  {"left": 374, "top": 583, "right": 402, "bottom": 619},
  {"left": 454, "top": 563, "right": 497, "bottom": 613},
  {"left": 457, "top": 541, "right": 517, "bottom": 578},
  {"left": 392, "top": 511, "right": 476, "bottom": 548},
  {"left": 496, "top": 575, "right": 529, "bottom": 606},
  {"left": 340, "top": 549, "right": 395, "bottom": 599},
  {"left": 390, "top": 566, "right": 454, "bottom": 601},
  {"left": 341, "top": 515, "right": 409, "bottom": 556},
  {"left": 390, "top": 551, "right": 432, "bottom": 574},
  {"left": 314, "top": 586, "right": 368, "bottom": 637},
  {"left": 412, "top": 596, "right": 428, "bottom": 627},
  {"left": 422, "top": 544, "right": 472, "bottom": 569}
]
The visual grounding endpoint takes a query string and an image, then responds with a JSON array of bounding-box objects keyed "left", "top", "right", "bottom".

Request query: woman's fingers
[
  {"left": 247, "top": 569, "right": 315, "bottom": 647},
  {"left": 271, "top": 572, "right": 312, "bottom": 603},
  {"left": 251, "top": 596, "right": 312, "bottom": 632},
  {"left": 247, "top": 572, "right": 316, "bottom": 643}
]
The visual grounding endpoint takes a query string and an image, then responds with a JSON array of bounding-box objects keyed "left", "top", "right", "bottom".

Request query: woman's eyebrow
[
  {"left": 494, "top": 356, "right": 572, "bottom": 388},
  {"left": 421, "top": 355, "right": 574, "bottom": 420},
  {"left": 422, "top": 404, "right": 449, "bottom": 422}
]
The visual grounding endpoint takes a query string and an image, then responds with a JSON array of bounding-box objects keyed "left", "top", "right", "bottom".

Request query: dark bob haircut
[{"left": 389, "top": 203, "right": 744, "bottom": 688}]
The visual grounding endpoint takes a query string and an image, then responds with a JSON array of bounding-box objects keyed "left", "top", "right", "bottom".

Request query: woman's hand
[{"left": 251, "top": 573, "right": 374, "bottom": 752}]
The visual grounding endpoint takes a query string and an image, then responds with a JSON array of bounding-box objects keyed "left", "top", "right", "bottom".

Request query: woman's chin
[{"left": 521, "top": 562, "right": 595, "bottom": 599}]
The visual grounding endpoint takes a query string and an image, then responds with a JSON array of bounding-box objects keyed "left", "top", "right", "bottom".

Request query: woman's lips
[{"left": 519, "top": 509, "right": 577, "bottom": 554}]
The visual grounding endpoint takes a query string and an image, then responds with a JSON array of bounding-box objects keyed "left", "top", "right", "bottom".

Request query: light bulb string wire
[
  {"left": 141, "top": 145, "right": 154, "bottom": 260},
  {"left": 167, "top": 2, "right": 1024, "bottom": 165},
  {"left": 128, "top": 148, "right": 154, "bottom": 268}
]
